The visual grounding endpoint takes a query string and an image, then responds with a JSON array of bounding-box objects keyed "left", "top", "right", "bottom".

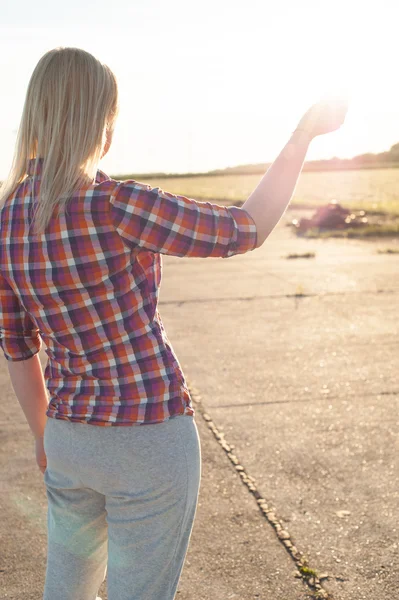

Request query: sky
[{"left": 1, "top": 0, "right": 399, "bottom": 178}]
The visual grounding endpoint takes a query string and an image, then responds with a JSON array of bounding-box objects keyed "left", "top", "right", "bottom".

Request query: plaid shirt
[{"left": 0, "top": 158, "right": 257, "bottom": 425}]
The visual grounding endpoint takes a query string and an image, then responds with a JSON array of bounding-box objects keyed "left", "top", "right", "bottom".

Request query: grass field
[{"left": 129, "top": 168, "right": 399, "bottom": 215}]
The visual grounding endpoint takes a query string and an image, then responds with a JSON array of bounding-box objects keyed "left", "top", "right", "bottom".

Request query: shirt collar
[{"left": 27, "top": 158, "right": 111, "bottom": 184}]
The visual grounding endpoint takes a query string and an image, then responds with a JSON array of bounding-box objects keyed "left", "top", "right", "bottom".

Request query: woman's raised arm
[{"left": 242, "top": 99, "right": 348, "bottom": 246}]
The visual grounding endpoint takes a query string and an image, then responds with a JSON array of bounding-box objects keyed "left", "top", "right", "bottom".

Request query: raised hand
[{"left": 295, "top": 97, "right": 348, "bottom": 139}]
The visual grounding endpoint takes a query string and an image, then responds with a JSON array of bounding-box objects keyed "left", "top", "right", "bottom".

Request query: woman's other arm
[
  {"left": 0, "top": 271, "right": 46, "bottom": 441},
  {"left": 7, "top": 354, "right": 48, "bottom": 441}
]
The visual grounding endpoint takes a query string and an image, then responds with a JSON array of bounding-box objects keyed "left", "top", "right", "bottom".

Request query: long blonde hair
[{"left": 0, "top": 47, "right": 119, "bottom": 234}]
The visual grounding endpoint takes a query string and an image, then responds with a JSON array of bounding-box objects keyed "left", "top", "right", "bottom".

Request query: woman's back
[{"left": 0, "top": 157, "right": 256, "bottom": 426}]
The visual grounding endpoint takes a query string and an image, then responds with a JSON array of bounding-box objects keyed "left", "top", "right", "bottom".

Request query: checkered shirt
[{"left": 0, "top": 158, "right": 257, "bottom": 425}]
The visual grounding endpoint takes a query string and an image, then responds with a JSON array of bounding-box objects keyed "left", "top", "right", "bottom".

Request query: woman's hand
[
  {"left": 35, "top": 436, "right": 47, "bottom": 474},
  {"left": 295, "top": 98, "right": 348, "bottom": 139}
]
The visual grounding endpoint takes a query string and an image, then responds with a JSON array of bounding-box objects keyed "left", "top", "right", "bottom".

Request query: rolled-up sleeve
[
  {"left": 109, "top": 180, "right": 258, "bottom": 258},
  {"left": 0, "top": 271, "right": 41, "bottom": 362}
]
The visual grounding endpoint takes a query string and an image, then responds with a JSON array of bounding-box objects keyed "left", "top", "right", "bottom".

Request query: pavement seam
[
  {"left": 160, "top": 287, "right": 397, "bottom": 306},
  {"left": 188, "top": 381, "right": 332, "bottom": 600},
  {"left": 207, "top": 388, "right": 399, "bottom": 409}
]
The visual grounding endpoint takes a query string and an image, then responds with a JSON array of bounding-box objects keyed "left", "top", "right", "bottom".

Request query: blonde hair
[{"left": 0, "top": 47, "right": 119, "bottom": 234}]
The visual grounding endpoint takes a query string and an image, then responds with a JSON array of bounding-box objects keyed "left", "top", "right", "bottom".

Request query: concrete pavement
[{"left": 159, "top": 209, "right": 399, "bottom": 600}]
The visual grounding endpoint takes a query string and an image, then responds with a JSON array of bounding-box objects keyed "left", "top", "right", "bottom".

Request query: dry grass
[
  {"left": 300, "top": 224, "right": 399, "bottom": 239},
  {"left": 123, "top": 168, "right": 399, "bottom": 215},
  {"left": 377, "top": 247, "right": 399, "bottom": 254}
]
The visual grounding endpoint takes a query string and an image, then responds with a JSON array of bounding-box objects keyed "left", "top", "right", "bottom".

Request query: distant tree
[
  {"left": 353, "top": 153, "right": 377, "bottom": 163},
  {"left": 389, "top": 143, "right": 399, "bottom": 156}
]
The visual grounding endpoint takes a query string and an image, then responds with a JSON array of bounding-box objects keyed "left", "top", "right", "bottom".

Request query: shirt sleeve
[
  {"left": 109, "top": 180, "right": 258, "bottom": 258},
  {"left": 0, "top": 271, "right": 41, "bottom": 362}
]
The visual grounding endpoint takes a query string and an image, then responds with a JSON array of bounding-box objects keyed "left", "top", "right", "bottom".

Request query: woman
[{"left": 0, "top": 47, "right": 346, "bottom": 600}]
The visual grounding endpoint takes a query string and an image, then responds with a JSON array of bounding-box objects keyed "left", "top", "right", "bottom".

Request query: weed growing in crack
[{"left": 299, "top": 565, "right": 319, "bottom": 579}]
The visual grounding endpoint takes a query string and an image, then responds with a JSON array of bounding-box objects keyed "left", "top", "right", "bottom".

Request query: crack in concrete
[
  {"left": 160, "top": 288, "right": 398, "bottom": 307},
  {"left": 208, "top": 389, "right": 398, "bottom": 409},
  {"left": 188, "top": 381, "right": 331, "bottom": 599}
]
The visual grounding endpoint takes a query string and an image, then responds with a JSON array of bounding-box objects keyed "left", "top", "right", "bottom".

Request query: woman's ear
[{"left": 101, "top": 128, "right": 113, "bottom": 159}]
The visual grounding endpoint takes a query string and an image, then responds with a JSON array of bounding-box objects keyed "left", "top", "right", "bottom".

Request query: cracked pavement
[{"left": 159, "top": 212, "right": 399, "bottom": 600}]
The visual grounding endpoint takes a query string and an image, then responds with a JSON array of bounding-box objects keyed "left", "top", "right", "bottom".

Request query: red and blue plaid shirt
[{"left": 0, "top": 158, "right": 257, "bottom": 425}]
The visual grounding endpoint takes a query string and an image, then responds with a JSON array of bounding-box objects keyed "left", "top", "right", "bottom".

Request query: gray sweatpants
[{"left": 42, "top": 414, "right": 201, "bottom": 600}]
